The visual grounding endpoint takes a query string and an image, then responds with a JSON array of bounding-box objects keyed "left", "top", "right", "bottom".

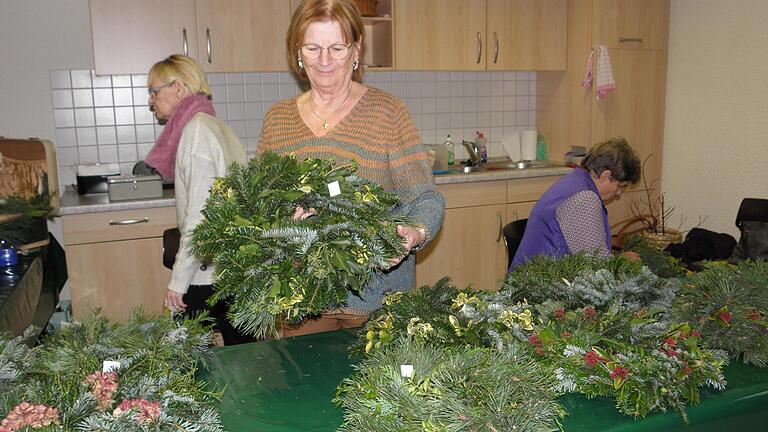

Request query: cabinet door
[
  {"left": 486, "top": 0, "right": 567, "bottom": 70},
  {"left": 195, "top": 0, "right": 292, "bottom": 72},
  {"left": 395, "top": 0, "right": 486, "bottom": 70},
  {"left": 592, "top": 0, "right": 670, "bottom": 50},
  {"left": 416, "top": 204, "right": 507, "bottom": 291},
  {"left": 67, "top": 237, "right": 171, "bottom": 322},
  {"left": 90, "top": 0, "right": 198, "bottom": 75},
  {"left": 591, "top": 49, "right": 667, "bottom": 186}
]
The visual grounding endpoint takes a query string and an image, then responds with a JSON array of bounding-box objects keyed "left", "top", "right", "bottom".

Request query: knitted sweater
[
  {"left": 170, "top": 113, "right": 247, "bottom": 294},
  {"left": 258, "top": 86, "right": 445, "bottom": 314}
]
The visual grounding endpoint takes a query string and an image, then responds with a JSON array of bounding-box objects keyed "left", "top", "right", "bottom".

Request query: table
[{"left": 199, "top": 330, "right": 768, "bottom": 431}]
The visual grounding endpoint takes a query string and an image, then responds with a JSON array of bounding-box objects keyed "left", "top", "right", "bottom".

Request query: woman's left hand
[{"left": 388, "top": 225, "right": 427, "bottom": 266}]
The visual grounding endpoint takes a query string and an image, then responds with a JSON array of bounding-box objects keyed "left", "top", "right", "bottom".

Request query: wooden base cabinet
[
  {"left": 62, "top": 207, "right": 175, "bottom": 322},
  {"left": 416, "top": 175, "right": 561, "bottom": 291}
]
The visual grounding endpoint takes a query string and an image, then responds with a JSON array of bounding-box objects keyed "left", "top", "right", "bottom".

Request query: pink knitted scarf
[{"left": 145, "top": 94, "right": 215, "bottom": 179}]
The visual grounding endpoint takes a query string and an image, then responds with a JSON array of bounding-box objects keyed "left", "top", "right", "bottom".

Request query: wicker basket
[
  {"left": 641, "top": 229, "right": 683, "bottom": 250},
  {"left": 354, "top": 0, "right": 378, "bottom": 17}
]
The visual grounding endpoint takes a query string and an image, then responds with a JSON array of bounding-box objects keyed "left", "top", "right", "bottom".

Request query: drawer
[
  {"left": 507, "top": 176, "right": 561, "bottom": 203},
  {"left": 62, "top": 206, "right": 176, "bottom": 245},
  {"left": 437, "top": 180, "right": 507, "bottom": 209}
]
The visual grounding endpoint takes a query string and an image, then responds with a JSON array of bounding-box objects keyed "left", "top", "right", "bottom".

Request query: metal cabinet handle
[
  {"left": 182, "top": 28, "right": 188, "bottom": 56},
  {"left": 206, "top": 28, "right": 212, "bottom": 64},
  {"left": 476, "top": 32, "right": 482, "bottom": 64},
  {"left": 496, "top": 211, "right": 503, "bottom": 242},
  {"left": 513, "top": 210, "right": 519, "bottom": 221},
  {"left": 109, "top": 217, "right": 150, "bottom": 225},
  {"left": 493, "top": 31, "right": 499, "bottom": 64},
  {"left": 618, "top": 37, "right": 643, "bottom": 43}
]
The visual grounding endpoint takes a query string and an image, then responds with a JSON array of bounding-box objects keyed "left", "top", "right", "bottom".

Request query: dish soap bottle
[
  {"left": 475, "top": 131, "right": 488, "bottom": 163},
  {"left": 444, "top": 134, "right": 455, "bottom": 166},
  {"left": 536, "top": 134, "right": 548, "bottom": 161}
]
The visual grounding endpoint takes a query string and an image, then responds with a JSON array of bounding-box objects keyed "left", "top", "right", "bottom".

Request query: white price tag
[
  {"left": 400, "top": 364, "right": 414, "bottom": 378},
  {"left": 327, "top": 180, "right": 341, "bottom": 197},
  {"left": 102, "top": 360, "right": 121, "bottom": 373}
]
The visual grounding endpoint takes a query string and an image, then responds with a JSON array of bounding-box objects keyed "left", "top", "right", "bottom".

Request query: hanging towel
[{"left": 581, "top": 45, "right": 616, "bottom": 100}]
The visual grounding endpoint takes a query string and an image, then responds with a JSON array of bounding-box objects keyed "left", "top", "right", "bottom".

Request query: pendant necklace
[{"left": 309, "top": 85, "right": 352, "bottom": 131}]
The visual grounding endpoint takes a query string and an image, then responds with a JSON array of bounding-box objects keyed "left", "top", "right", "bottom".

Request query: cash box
[{"left": 107, "top": 174, "right": 163, "bottom": 202}]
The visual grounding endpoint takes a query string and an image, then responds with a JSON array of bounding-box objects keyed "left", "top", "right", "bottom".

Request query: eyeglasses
[
  {"left": 148, "top": 81, "right": 175, "bottom": 97},
  {"left": 300, "top": 43, "right": 352, "bottom": 60}
]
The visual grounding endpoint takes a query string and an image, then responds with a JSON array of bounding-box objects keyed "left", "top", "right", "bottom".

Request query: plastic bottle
[
  {"left": 475, "top": 131, "right": 488, "bottom": 163},
  {"left": 536, "top": 134, "right": 549, "bottom": 161},
  {"left": 444, "top": 134, "right": 455, "bottom": 166},
  {"left": 0, "top": 240, "right": 18, "bottom": 267}
]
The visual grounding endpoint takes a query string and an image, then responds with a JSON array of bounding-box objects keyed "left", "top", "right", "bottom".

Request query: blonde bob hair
[
  {"left": 147, "top": 54, "right": 211, "bottom": 99},
  {"left": 287, "top": 0, "right": 366, "bottom": 83}
]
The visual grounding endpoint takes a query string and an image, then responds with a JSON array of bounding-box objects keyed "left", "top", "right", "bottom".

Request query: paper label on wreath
[
  {"left": 327, "top": 180, "right": 341, "bottom": 197},
  {"left": 400, "top": 364, "right": 414, "bottom": 378},
  {"left": 102, "top": 360, "right": 121, "bottom": 373}
]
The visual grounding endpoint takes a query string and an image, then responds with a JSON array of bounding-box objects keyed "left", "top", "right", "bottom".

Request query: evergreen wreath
[
  {"left": 0, "top": 312, "right": 223, "bottom": 431},
  {"left": 672, "top": 260, "right": 768, "bottom": 366},
  {"left": 335, "top": 339, "right": 565, "bottom": 432},
  {"left": 499, "top": 253, "right": 678, "bottom": 314},
  {"left": 192, "top": 152, "right": 407, "bottom": 338}
]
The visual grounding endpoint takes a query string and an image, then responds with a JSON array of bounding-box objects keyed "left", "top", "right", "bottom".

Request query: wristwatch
[{"left": 410, "top": 226, "right": 429, "bottom": 253}]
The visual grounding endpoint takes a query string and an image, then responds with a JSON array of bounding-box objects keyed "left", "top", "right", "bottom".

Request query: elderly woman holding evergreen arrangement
[
  {"left": 144, "top": 54, "right": 252, "bottom": 345},
  {"left": 510, "top": 137, "right": 642, "bottom": 271},
  {"left": 258, "top": 0, "right": 444, "bottom": 335}
]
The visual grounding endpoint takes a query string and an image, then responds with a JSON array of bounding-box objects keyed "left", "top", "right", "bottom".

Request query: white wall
[
  {"left": 0, "top": 0, "right": 93, "bottom": 140},
  {"left": 663, "top": 0, "right": 768, "bottom": 238}
]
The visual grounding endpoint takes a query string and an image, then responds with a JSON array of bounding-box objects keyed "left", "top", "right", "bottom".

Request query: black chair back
[{"left": 503, "top": 218, "right": 528, "bottom": 268}]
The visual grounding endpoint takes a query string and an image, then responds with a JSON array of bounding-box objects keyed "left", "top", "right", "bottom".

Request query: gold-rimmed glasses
[{"left": 300, "top": 43, "right": 352, "bottom": 60}]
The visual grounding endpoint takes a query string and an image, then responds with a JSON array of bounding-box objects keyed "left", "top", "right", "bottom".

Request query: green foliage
[
  {"left": 192, "top": 152, "right": 407, "bottom": 338},
  {"left": 0, "top": 311, "right": 223, "bottom": 431},
  {"left": 352, "top": 256, "right": 729, "bottom": 423},
  {"left": 529, "top": 303, "right": 726, "bottom": 421},
  {"left": 623, "top": 234, "right": 687, "bottom": 278},
  {"left": 336, "top": 339, "right": 565, "bottom": 432},
  {"left": 0, "top": 193, "right": 53, "bottom": 246},
  {"left": 500, "top": 252, "right": 678, "bottom": 313},
  {"left": 672, "top": 260, "right": 768, "bottom": 366}
]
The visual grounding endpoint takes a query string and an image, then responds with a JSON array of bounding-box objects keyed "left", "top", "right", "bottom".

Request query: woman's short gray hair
[{"left": 580, "top": 137, "right": 641, "bottom": 184}]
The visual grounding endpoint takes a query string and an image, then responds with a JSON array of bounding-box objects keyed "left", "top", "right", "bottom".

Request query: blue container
[{"left": 0, "top": 240, "right": 18, "bottom": 267}]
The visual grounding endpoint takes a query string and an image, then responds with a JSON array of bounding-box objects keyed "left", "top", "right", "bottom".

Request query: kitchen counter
[
  {"left": 58, "top": 187, "right": 175, "bottom": 216},
  {"left": 57, "top": 165, "right": 572, "bottom": 215},
  {"left": 433, "top": 164, "right": 572, "bottom": 185}
]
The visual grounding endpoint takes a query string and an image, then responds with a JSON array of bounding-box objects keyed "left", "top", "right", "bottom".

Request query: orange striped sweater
[{"left": 258, "top": 86, "right": 445, "bottom": 313}]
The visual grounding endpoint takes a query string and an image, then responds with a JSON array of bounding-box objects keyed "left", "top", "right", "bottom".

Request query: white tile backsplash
[{"left": 51, "top": 69, "right": 538, "bottom": 186}]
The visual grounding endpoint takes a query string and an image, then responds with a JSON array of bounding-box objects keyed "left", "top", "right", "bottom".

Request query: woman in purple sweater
[{"left": 510, "top": 137, "right": 641, "bottom": 271}]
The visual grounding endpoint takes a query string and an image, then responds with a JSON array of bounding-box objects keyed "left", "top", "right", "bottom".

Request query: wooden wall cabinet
[
  {"left": 416, "top": 175, "right": 560, "bottom": 290},
  {"left": 90, "top": 0, "right": 292, "bottom": 75},
  {"left": 62, "top": 207, "right": 176, "bottom": 322},
  {"left": 394, "top": 0, "right": 567, "bottom": 71},
  {"left": 537, "top": 0, "right": 669, "bottom": 222}
]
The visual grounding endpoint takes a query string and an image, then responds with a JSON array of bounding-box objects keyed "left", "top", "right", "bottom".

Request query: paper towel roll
[
  {"left": 502, "top": 132, "right": 521, "bottom": 161},
  {"left": 521, "top": 130, "right": 537, "bottom": 161}
]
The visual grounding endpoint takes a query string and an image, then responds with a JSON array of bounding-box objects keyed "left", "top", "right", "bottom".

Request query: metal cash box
[{"left": 107, "top": 174, "right": 163, "bottom": 202}]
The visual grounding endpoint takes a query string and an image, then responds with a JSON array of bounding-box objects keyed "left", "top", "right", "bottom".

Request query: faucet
[{"left": 462, "top": 140, "right": 480, "bottom": 166}]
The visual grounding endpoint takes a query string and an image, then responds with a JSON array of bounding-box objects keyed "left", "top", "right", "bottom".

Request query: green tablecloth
[{"left": 198, "top": 330, "right": 768, "bottom": 431}]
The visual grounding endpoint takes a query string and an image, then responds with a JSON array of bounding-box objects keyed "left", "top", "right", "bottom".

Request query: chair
[{"left": 503, "top": 218, "right": 528, "bottom": 268}]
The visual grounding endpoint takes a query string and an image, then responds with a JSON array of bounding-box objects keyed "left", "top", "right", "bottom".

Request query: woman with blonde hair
[{"left": 145, "top": 54, "right": 251, "bottom": 344}]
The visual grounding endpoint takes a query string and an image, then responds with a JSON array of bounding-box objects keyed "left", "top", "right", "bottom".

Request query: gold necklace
[{"left": 308, "top": 86, "right": 352, "bottom": 130}]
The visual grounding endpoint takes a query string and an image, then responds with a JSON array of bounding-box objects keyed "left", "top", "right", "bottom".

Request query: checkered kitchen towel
[{"left": 581, "top": 45, "right": 616, "bottom": 100}]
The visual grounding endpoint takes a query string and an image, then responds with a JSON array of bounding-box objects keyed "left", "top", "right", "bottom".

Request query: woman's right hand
[
  {"left": 293, "top": 206, "right": 315, "bottom": 220},
  {"left": 164, "top": 289, "right": 187, "bottom": 312}
]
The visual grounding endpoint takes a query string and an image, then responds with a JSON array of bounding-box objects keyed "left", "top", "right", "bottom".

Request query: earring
[
  {"left": 353, "top": 60, "right": 359, "bottom": 71},
  {"left": 298, "top": 58, "right": 304, "bottom": 69}
]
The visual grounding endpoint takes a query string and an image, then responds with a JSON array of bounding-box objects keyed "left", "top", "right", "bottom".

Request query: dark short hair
[{"left": 580, "top": 137, "right": 641, "bottom": 184}]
